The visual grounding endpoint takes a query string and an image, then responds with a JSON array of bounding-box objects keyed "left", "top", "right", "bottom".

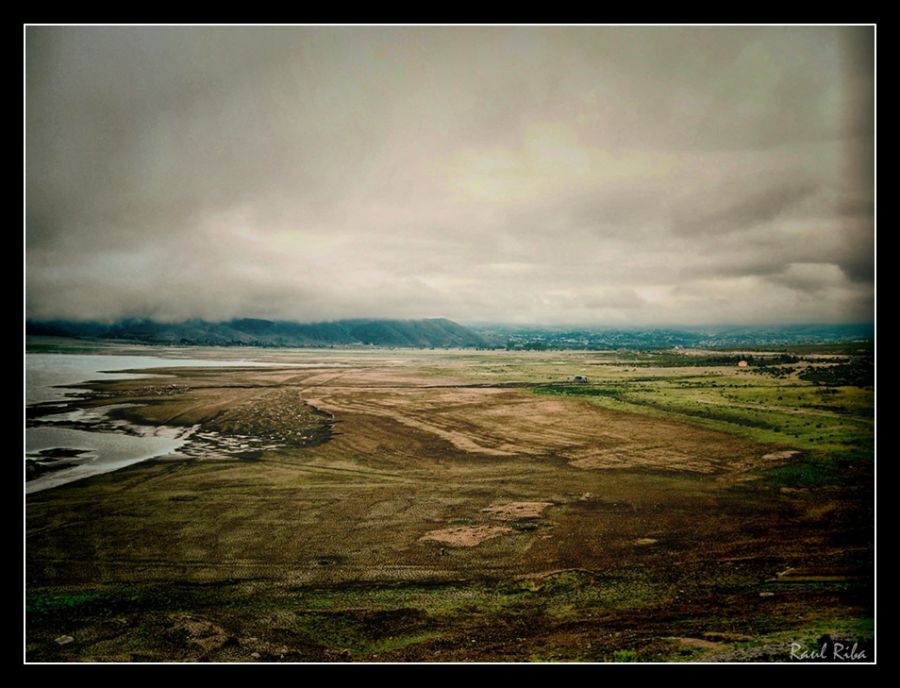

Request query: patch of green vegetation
[
  {"left": 533, "top": 385, "right": 625, "bottom": 399},
  {"left": 723, "top": 384, "right": 872, "bottom": 417},
  {"left": 370, "top": 631, "right": 445, "bottom": 653},
  {"left": 799, "top": 359, "right": 874, "bottom": 388},
  {"left": 751, "top": 365, "right": 795, "bottom": 379},
  {"left": 26, "top": 581, "right": 253, "bottom": 623},
  {"left": 533, "top": 369, "right": 873, "bottom": 457},
  {"left": 27, "top": 591, "right": 102, "bottom": 614},
  {"left": 763, "top": 457, "right": 839, "bottom": 487},
  {"left": 761, "top": 450, "right": 871, "bottom": 488},
  {"left": 288, "top": 607, "right": 437, "bottom": 655},
  {"left": 614, "top": 352, "right": 802, "bottom": 368},
  {"left": 772, "top": 341, "right": 873, "bottom": 355},
  {"left": 638, "top": 399, "right": 785, "bottom": 430},
  {"left": 723, "top": 615, "right": 874, "bottom": 660},
  {"left": 26, "top": 564, "right": 873, "bottom": 662}
]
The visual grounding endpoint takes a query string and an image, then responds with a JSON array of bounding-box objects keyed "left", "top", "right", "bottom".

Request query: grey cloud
[
  {"left": 678, "top": 216, "right": 861, "bottom": 283},
  {"left": 839, "top": 257, "right": 874, "bottom": 284},
  {"left": 26, "top": 26, "right": 874, "bottom": 326},
  {"left": 582, "top": 289, "right": 646, "bottom": 310},
  {"left": 670, "top": 180, "right": 818, "bottom": 237},
  {"left": 767, "top": 263, "right": 848, "bottom": 293},
  {"left": 835, "top": 194, "right": 875, "bottom": 219},
  {"left": 838, "top": 222, "right": 875, "bottom": 283},
  {"left": 683, "top": 255, "right": 790, "bottom": 281}
]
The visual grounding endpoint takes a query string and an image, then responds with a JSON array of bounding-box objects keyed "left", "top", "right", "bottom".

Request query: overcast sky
[{"left": 26, "top": 26, "right": 874, "bottom": 326}]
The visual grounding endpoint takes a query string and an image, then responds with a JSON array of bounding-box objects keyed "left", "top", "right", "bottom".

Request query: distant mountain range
[
  {"left": 25, "top": 318, "right": 874, "bottom": 350},
  {"left": 26, "top": 318, "right": 491, "bottom": 348},
  {"left": 478, "top": 323, "right": 874, "bottom": 350}
]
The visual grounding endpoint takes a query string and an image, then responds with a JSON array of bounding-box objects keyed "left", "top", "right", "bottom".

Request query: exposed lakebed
[{"left": 25, "top": 353, "right": 298, "bottom": 493}]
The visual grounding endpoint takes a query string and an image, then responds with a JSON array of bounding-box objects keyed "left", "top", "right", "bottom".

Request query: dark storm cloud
[
  {"left": 768, "top": 263, "right": 847, "bottom": 293},
  {"left": 26, "top": 26, "right": 874, "bottom": 325},
  {"left": 837, "top": 221, "right": 876, "bottom": 283},
  {"left": 836, "top": 196, "right": 875, "bottom": 218},
  {"left": 669, "top": 180, "right": 819, "bottom": 237}
]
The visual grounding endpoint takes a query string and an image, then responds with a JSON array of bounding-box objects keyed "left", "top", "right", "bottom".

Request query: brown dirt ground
[
  {"left": 481, "top": 502, "right": 554, "bottom": 520},
  {"left": 419, "top": 525, "right": 513, "bottom": 547}
]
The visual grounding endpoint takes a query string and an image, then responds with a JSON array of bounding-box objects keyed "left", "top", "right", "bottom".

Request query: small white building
[{"left": 737, "top": 360, "right": 748, "bottom": 368}]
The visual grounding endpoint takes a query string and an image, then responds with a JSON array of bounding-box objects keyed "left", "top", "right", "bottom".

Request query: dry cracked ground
[{"left": 25, "top": 350, "right": 874, "bottom": 662}]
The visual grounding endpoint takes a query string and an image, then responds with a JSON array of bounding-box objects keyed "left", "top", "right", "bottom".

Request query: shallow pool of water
[{"left": 26, "top": 424, "right": 194, "bottom": 494}]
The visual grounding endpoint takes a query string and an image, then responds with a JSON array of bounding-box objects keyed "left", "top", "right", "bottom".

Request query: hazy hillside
[
  {"left": 471, "top": 323, "right": 874, "bottom": 350},
  {"left": 25, "top": 319, "right": 874, "bottom": 350},
  {"left": 26, "top": 318, "right": 490, "bottom": 348}
]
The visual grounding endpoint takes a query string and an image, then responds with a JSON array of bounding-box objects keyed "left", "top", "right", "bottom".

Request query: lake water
[
  {"left": 26, "top": 353, "right": 279, "bottom": 405},
  {"left": 25, "top": 353, "right": 281, "bottom": 494}
]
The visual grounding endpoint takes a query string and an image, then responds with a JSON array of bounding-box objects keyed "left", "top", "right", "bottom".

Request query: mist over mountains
[
  {"left": 26, "top": 318, "right": 872, "bottom": 350},
  {"left": 26, "top": 318, "right": 490, "bottom": 348}
]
